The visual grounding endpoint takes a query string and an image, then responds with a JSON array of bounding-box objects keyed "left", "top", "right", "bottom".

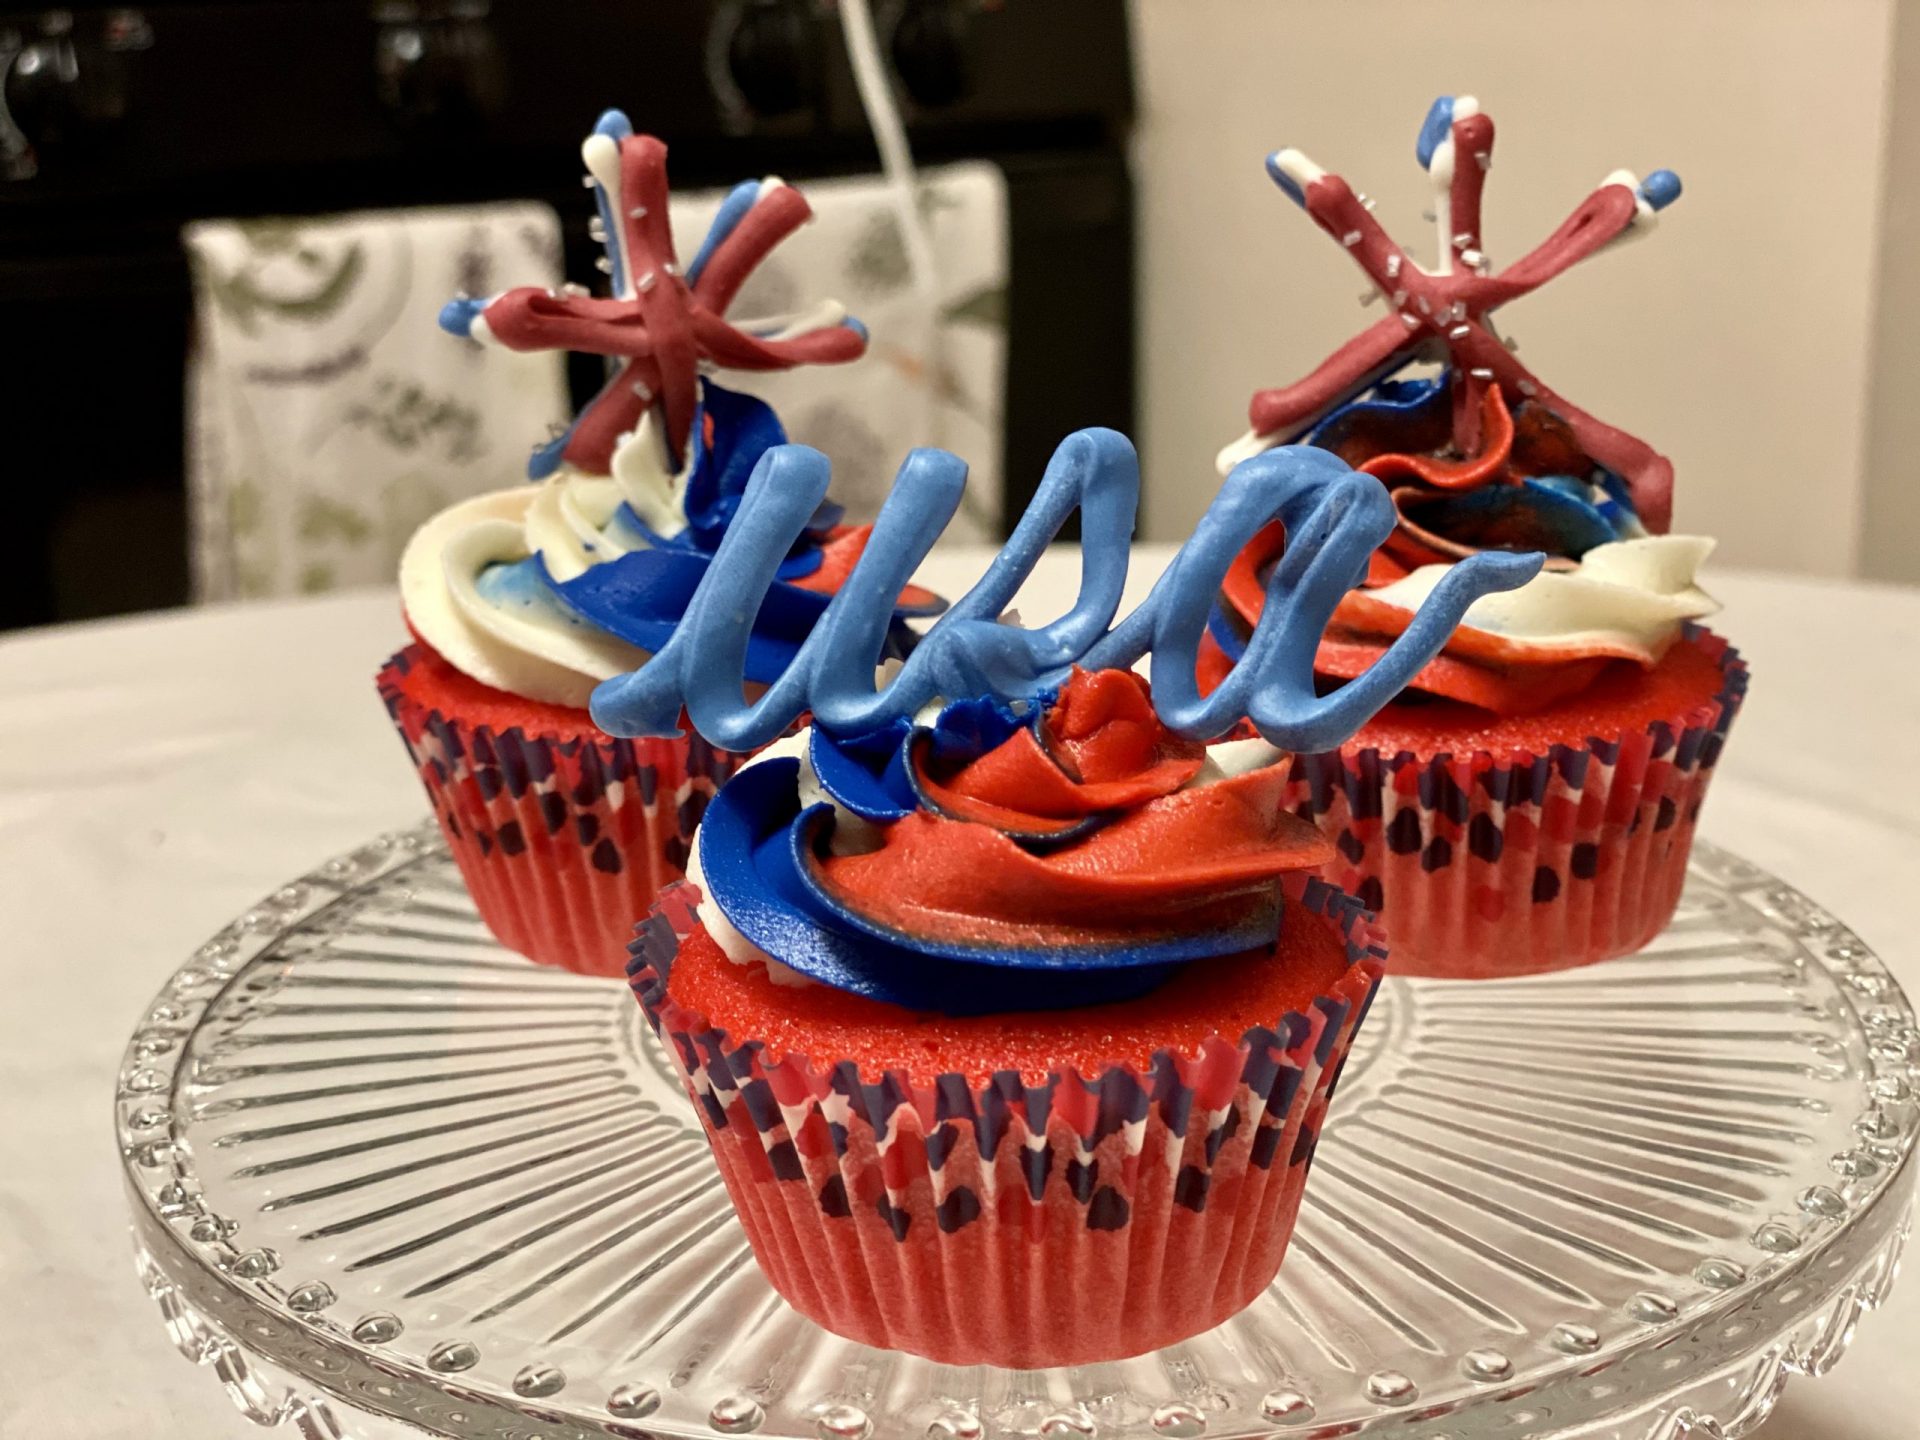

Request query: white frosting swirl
[
  {"left": 399, "top": 413, "right": 689, "bottom": 708},
  {"left": 1364, "top": 534, "right": 1719, "bottom": 663}
]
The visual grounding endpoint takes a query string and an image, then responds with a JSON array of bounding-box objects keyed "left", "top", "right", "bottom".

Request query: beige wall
[
  {"left": 1131, "top": 0, "right": 1896, "bottom": 576},
  {"left": 1862, "top": 0, "right": 1920, "bottom": 583}
]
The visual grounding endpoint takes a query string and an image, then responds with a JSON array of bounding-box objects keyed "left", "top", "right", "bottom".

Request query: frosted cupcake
[
  {"left": 379, "top": 110, "right": 939, "bottom": 976},
  {"left": 597, "top": 427, "right": 1536, "bottom": 1364},
  {"left": 1205, "top": 96, "right": 1746, "bottom": 978}
]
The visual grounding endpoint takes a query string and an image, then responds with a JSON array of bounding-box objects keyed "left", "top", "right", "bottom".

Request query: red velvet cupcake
[
  {"left": 594, "top": 420, "right": 1533, "bottom": 1362},
  {"left": 1206, "top": 95, "right": 1744, "bottom": 976},
  {"left": 627, "top": 671, "right": 1386, "bottom": 1366},
  {"left": 378, "top": 643, "right": 736, "bottom": 976},
  {"left": 376, "top": 110, "right": 937, "bottom": 975}
]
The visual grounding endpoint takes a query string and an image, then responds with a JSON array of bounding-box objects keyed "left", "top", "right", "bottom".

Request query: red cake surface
[
  {"left": 392, "top": 628, "right": 596, "bottom": 738},
  {"left": 1348, "top": 631, "right": 1727, "bottom": 759},
  {"left": 664, "top": 900, "right": 1352, "bottom": 1089}
]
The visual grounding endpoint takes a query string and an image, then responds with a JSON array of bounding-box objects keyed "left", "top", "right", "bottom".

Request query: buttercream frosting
[{"left": 598, "top": 427, "right": 1541, "bottom": 1013}]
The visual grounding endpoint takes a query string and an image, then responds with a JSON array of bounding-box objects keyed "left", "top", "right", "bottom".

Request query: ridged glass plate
[{"left": 118, "top": 824, "right": 1917, "bottom": 1440}]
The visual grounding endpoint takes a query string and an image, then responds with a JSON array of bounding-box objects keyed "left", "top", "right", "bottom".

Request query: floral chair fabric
[{"left": 185, "top": 203, "right": 570, "bottom": 601}]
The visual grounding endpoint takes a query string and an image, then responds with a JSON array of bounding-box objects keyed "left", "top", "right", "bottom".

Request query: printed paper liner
[
  {"left": 378, "top": 647, "right": 740, "bottom": 977},
  {"left": 627, "top": 873, "right": 1386, "bottom": 1368},
  {"left": 1284, "top": 625, "right": 1747, "bottom": 979}
]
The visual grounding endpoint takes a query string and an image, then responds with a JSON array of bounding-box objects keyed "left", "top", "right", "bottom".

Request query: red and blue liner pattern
[
  {"left": 378, "top": 646, "right": 740, "bottom": 977},
  {"left": 627, "top": 873, "right": 1386, "bottom": 1368},
  {"left": 1282, "top": 625, "right": 1747, "bottom": 978}
]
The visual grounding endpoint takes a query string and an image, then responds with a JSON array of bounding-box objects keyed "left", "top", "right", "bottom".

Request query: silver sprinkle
[
  {"left": 1469, "top": 366, "right": 1495, "bottom": 380},
  {"left": 637, "top": 270, "right": 657, "bottom": 292},
  {"left": 1400, "top": 313, "right": 1421, "bottom": 329},
  {"left": 1386, "top": 254, "right": 1403, "bottom": 278},
  {"left": 1475, "top": 151, "right": 1491, "bottom": 170},
  {"left": 561, "top": 282, "right": 591, "bottom": 297},
  {"left": 594, "top": 257, "right": 614, "bottom": 274},
  {"left": 1449, "top": 300, "right": 1467, "bottom": 322},
  {"left": 662, "top": 262, "right": 679, "bottom": 276},
  {"left": 1449, "top": 324, "right": 1471, "bottom": 339},
  {"left": 1391, "top": 288, "right": 1409, "bottom": 307},
  {"left": 1518, "top": 378, "right": 1539, "bottom": 396},
  {"left": 1460, "top": 248, "right": 1485, "bottom": 269},
  {"left": 1360, "top": 195, "right": 1377, "bottom": 212},
  {"left": 1341, "top": 229, "right": 1363, "bottom": 247},
  {"left": 1416, "top": 295, "right": 1433, "bottom": 315},
  {"left": 581, "top": 175, "right": 597, "bottom": 188},
  {"left": 631, "top": 381, "right": 653, "bottom": 401},
  {"left": 1453, "top": 231, "right": 1476, "bottom": 247},
  {"left": 629, "top": 205, "right": 648, "bottom": 218}
]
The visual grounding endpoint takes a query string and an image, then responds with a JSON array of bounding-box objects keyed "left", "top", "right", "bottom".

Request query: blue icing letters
[{"left": 589, "top": 427, "right": 1543, "bottom": 752}]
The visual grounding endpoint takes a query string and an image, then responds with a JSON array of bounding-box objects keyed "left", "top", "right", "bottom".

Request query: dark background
[{"left": 0, "top": 0, "right": 1134, "bottom": 628}]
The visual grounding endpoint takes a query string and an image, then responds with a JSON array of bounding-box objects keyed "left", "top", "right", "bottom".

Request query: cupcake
[
  {"left": 379, "top": 110, "right": 940, "bottom": 976},
  {"left": 597, "top": 427, "right": 1535, "bottom": 1364},
  {"left": 1205, "top": 95, "right": 1747, "bottom": 979}
]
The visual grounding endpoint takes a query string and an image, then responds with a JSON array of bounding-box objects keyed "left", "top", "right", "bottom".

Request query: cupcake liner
[
  {"left": 1284, "top": 625, "right": 1747, "bottom": 979},
  {"left": 627, "top": 873, "right": 1386, "bottom": 1368},
  {"left": 378, "top": 647, "right": 742, "bottom": 976}
]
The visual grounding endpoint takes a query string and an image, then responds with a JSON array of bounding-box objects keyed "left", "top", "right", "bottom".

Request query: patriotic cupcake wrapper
[
  {"left": 627, "top": 873, "right": 1386, "bottom": 1368},
  {"left": 378, "top": 647, "right": 741, "bottom": 977},
  {"left": 1284, "top": 626, "right": 1747, "bottom": 979}
]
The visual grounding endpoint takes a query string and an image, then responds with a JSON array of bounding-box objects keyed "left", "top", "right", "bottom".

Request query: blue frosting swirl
[
  {"left": 695, "top": 754, "right": 1201, "bottom": 1014},
  {"left": 514, "top": 379, "right": 938, "bottom": 686},
  {"left": 1304, "top": 367, "right": 1646, "bottom": 564}
]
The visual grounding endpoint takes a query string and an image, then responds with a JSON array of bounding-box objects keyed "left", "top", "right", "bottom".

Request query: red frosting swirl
[
  {"left": 1204, "top": 379, "right": 1637, "bottom": 715},
  {"left": 811, "top": 669, "right": 1334, "bottom": 955}
]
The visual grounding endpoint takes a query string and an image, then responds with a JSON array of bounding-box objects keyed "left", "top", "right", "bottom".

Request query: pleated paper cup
[
  {"left": 1284, "top": 626, "right": 1747, "bottom": 979},
  {"left": 626, "top": 873, "right": 1385, "bottom": 1368},
  {"left": 378, "top": 644, "right": 742, "bottom": 977}
]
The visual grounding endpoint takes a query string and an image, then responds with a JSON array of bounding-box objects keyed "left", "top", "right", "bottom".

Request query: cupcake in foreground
[
  {"left": 378, "top": 109, "right": 941, "bottom": 976},
  {"left": 597, "top": 428, "right": 1538, "bottom": 1365},
  {"left": 1206, "top": 95, "right": 1747, "bottom": 979}
]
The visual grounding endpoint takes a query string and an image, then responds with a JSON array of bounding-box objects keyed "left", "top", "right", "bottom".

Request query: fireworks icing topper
[
  {"left": 438, "top": 109, "right": 869, "bottom": 477},
  {"left": 589, "top": 429, "right": 1543, "bottom": 756},
  {"left": 1218, "top": 95, "right": 1682, "bottom": 533}
]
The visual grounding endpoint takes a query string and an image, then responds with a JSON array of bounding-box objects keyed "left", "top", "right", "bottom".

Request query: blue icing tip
[
  {"left": 1415, "top": 95, "right": 1456, "bottom": 169},
  {"left": 1265, "top": 152, "right": 1306, "bottom": 207},
  {"left": 593, "top": 108, "right": 635, "bottom": 141},
  {"left": 1639, "top": 169, "right": 1682, "bottom": 211},
  {"left": 844, "top": 315, "right": 869, "bottom": 343},
  {"left": 438, "top": 296, "right": 487, "bottom": 338}
]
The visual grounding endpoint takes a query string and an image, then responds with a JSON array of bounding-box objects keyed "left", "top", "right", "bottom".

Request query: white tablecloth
[{"left": 2, "top": 550, "right": 1914, "bottom": 1438}]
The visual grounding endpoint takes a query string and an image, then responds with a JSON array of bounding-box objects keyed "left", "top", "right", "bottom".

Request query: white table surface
[{"left": 2, "top": 547, "right": 1915, "bottom": 1439}]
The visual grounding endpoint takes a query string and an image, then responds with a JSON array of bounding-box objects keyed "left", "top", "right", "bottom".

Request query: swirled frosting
[
  {"left": 1207, "top": 368, "right": 1718, "bottom": 714},
  {"left": 401, "top": 384, "right": 941, "bottom": 708},
  {"left": 688, "top": 669, "right": 1334, "bottom": 1014},
  {"left": 604, "top": 429, "right": 1542, "bottom": 1014}
]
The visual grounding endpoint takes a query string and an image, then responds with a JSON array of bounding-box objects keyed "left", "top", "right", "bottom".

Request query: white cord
[{"left": 839, "top": 0, "right": 943, "bottom": 313}]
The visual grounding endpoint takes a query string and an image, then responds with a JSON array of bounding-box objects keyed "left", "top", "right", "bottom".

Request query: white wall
[{"left": 1131, "top": 0, "right": 1896, "bottom": 576}]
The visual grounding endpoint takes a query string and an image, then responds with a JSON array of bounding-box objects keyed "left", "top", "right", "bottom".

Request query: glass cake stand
[{"left": 117, "top": 822, "right": 1917, "bottom": 1440}]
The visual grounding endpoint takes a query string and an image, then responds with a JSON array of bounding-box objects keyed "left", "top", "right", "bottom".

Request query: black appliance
[{"left": 0, "top": 0, "right": 1133, "bottom": 628}]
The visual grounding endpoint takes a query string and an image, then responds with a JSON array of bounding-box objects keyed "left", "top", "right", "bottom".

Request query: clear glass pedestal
[{"left": 118, "top": 825, "right": 1917, "bottom": 1439}]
